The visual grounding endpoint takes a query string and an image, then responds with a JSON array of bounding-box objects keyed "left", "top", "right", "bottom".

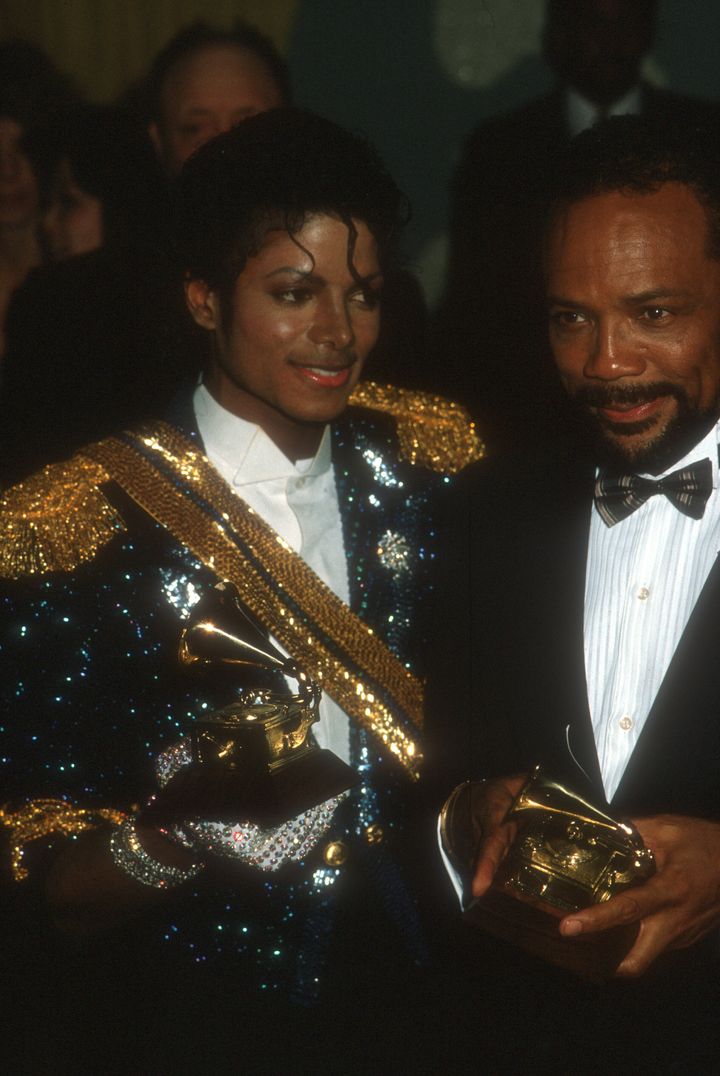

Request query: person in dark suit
[
  {"left": 438, "top": 0, "right": 720, "bottom": 457},
  {"left": 431, "top": 117, "right": 720, "bottom": 1071}
]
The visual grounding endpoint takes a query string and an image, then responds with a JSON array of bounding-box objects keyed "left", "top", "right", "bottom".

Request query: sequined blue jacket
[{"left": 0, "top": 388, "right": 478, "bottom": 1001}]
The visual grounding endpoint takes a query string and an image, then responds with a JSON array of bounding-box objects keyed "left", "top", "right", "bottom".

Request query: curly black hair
[
  {"left": 549, "top": 115, "right": 720, "bottom": 258},
  {"left": 171, "top": 108, "right": 409, "bottom": 306}
]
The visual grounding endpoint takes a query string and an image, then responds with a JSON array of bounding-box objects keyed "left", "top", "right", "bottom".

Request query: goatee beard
[{"left": 570, "top": 382, "right": 719, "bottom": 474}]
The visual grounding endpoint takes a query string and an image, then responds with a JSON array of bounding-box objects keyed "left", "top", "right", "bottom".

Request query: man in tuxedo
[
  {"left": 433, "top": 116, "right": 720, "bottom": 1069},
  {"left": 438, "top": 0, "right": 720, "bottom": 455}
]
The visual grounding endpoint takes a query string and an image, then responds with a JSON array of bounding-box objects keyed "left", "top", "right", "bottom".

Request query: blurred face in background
[
  {"left": 150, "top": 44, "right": 284, "bottom": 175},
  {"left": 0, "top": 117, "right": 39, "bottom": 229},
  {"left": 42, "top": 157, "right": 103, "bottom": 261},
  {"left": 544, "top": 0, "right": 656, "bottom": 107}
]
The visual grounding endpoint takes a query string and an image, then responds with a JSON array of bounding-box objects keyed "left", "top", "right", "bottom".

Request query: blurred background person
[
  {"left": 0, "top": 40, "right": 73, "bottom": 356},
  {"left": 27, "top": 103, "right": 155, "bottom": 262},
  {"left": 436, "top": 0, "right": 720, "bottom": 456},
  {"left": 0, "top": 21, "right": 290, "bottom": 487},
  {"left": 145, "top": 20, "right": 289, "bottom": 176}
]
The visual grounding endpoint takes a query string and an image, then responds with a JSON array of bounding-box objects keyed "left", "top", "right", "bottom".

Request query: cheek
[
  {"left": 549, "top": 337, "right": 585, "bottom": 383},
  {"left": 78, "top": 200, "right": 103, "bottom": 245},
  {"left": 354, "top": 310, "right": 381, "bottom": 357},
  {"left": 233, "top": 299, "right": 308, "bottom": 354},
  {"left": 696, "top": 355, "right": 720, "bottom": 409}
]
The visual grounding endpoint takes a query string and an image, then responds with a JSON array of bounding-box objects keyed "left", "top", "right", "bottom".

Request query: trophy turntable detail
[{"left": 441, "top": 768, "right": 655, "bottom": 979}]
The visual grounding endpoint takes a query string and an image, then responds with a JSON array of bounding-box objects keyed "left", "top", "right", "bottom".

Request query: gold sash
[{"left": 82, "top": 424, "right": 425, "bottom": 778}]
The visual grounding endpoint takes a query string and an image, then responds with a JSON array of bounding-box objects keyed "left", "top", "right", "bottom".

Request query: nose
[
  {"left": 308, "top": 293, "right": 354, "bottom": 350},
  {"left": 583, "top": 318, "right": 646, "bottom": 381}
]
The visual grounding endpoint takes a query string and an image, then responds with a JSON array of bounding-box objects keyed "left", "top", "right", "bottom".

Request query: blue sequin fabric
[{"left": 0, "top": 404, "right": 444, "bottom": 1001}]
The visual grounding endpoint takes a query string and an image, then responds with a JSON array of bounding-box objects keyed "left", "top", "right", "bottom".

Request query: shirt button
[
  {"left": 619, "top": 715, "right": 634, "bottom": 731},
  {"left": 637, "top": 586, "right": 650, "bottom": 601}
]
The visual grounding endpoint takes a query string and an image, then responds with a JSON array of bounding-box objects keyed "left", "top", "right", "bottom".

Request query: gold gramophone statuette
[
  {"left": 172, "top": 582, "right": 358, "bottom": 827},
  {"left": 495, "top": 768, "right": 655, "bottom": 912},
  {"left": 443, "top": 768, "right": 656, "bottom": 979}
]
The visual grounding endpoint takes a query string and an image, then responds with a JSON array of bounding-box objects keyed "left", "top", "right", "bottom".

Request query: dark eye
[
  {"left": 642, "top": 306, "right": 671, "bottom": 322},
  {"left": 549, "top": 310, "right": 587, "bottom": 328},
  {"left": 276, "top": 288, "right": 312, "bottom": 304},
  {"left": 352, "top": 286, "right": 381, "bottom": 310}
]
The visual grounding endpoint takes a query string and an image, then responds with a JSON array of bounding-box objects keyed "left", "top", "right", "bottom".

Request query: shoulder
[
  {"left": 642, "top": 84, "right": 720, "bottom": 127},
  {"left": 445, "top": 445, "right": 594, "bottom": 531},
  {"left": 345, "top": 381, "right": 484, "bottom": 477},
  {"left": 460, "top": 92, "right": 564, "bottom": 157},
  {"left": 0, "top": 449, "right": 125, "bottom": 581}
]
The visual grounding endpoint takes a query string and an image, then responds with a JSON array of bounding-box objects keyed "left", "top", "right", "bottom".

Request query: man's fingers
[
  {"left": 471, "top": 824, "right": 514, "bottom": 897},
  {"left": 613, "top": 916, "right": 670, "bottom": 977},
  {"left": 559, "top": 888, "right": 646, "bottom": 937}
]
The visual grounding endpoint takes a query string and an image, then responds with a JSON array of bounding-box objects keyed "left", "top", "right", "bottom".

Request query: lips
[
  {"left": 597, "top": 396, "right": 667, "bottom": 424},
  {"left": 290, "top": 362, "right": 354, "bottom": 388}
]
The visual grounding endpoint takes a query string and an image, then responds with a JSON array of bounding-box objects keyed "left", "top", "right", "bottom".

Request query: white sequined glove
[{"left": 153, "top": 740, "right": 347, "bottom": 872}]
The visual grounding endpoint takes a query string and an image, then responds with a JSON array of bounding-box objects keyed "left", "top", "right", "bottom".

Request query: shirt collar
[
  {"left": 643, "top": 420, "right": 720, "bottom": 489},
  {"left": 565, "top": 84, "right": 643, "bottom": 137},
  {"left": 192, "top": 382, "right": 332, "bottom": 487}
]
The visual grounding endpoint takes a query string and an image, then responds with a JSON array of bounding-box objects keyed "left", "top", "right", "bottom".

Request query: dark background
[{"left": 2, "top": 0, "right": 720, "bottom": 300}]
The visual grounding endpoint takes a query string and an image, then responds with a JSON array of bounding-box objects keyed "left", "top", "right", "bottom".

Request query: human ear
[{"left": 185, "top": 278, "right": 221, "bottom": 331}]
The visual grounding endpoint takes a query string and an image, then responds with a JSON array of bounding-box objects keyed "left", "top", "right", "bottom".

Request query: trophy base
[
  {"left": 146, "top": 748, "right": 358, "bottom": 828},
  {"left": 463, "top": 886, "right": 638, "bottom": 983}
]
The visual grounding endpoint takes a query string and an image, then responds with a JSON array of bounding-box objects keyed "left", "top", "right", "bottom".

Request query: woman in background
[
  {"left": 0, "top": 41, "right": 72, "bottom": 357},
  {"left": 29, "top": 103, "right": 155, "bottom": 262}
]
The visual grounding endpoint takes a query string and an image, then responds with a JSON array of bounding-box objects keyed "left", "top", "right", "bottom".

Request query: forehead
[
  {"left": 160, "top": 45, "right": 281, "bottom": 114},
  {"left": 241, "top": 214, "right": 379, "bottom": 277},
  {"left": 546, "top": 184, "right": 713, "bottom": 296}
]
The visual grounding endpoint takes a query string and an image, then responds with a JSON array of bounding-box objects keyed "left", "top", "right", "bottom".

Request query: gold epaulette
[
  {"left": 0, "top": 455, "right": 125, "bottom": 580},
  {"left": 348, "top": 381, "right": 484, "bottom": 474}
]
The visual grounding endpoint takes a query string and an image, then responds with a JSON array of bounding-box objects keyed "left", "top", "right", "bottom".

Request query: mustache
[{"left": 572, "top": 382, "right": 685, "bottom": 408}]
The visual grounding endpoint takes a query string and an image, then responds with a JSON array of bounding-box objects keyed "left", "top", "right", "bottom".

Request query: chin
[
  {"left": 598, "top": 412, "right": 718, "bottom": 474},
  {"left": 287, "top": 402, "right": 348, "bottom": 427}
]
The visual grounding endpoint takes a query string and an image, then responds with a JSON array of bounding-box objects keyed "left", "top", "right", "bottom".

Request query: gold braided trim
[
  {"left": 0, "top": 799, "right": 127, "bottom": 881},
  {"left": 348, "top": 381, "right": 484, "bottom": 473},
  {"left": 0, "top": 456, "right": 123, "bottom": 580},
  {"left": 82, "top": 427, "right": 425, "bottom": 778}
]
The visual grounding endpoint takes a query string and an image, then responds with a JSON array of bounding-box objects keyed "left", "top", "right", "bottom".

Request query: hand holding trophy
[
  {"left": 143, "top": 582, "right": 358, "bottom": 871},
  {"left": 441, "top": 768, "right": 655, "bottom": 980}
]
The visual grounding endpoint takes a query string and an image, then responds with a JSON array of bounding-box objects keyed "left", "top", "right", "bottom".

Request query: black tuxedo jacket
[{"left": 427, "top": 451, "right": 720, "bottom": 821}]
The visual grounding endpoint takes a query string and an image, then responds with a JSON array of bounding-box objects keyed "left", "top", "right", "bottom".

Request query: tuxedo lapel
[{"left": 494, "top": 459, "right": 605, "bottom": 798}]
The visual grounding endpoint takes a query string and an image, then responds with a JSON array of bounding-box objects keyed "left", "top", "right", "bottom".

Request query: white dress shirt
[
  {"left": 565, "top": 84, "right": 642, "bottom": 137},
  {"left": 193, "top": 383, "right": 351, "bottom": 763},
  {"left": 585, "top": 423, "right": 720, "bottom": 800}
]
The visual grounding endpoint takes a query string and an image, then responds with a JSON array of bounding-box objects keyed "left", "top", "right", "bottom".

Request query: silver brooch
[{"left": 377, "top": 530, "right": 412, "bottom": 575}]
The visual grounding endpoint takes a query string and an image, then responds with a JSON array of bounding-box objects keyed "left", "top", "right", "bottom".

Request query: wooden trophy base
[{"left": 464, "top": 886, "right": 638, "bottom": 982}]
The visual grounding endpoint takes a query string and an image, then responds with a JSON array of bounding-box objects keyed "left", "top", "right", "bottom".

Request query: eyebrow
[
  {"left": 621, "top": 288, "right": 694, "bottom": 304},
  {"left": 547, "top": 288, "right": 693, "bottom": 306}
]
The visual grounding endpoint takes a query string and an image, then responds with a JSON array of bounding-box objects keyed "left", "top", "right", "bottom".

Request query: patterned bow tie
[{"left": 594, "top": 457, "right": 714, "bottom": 527}]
